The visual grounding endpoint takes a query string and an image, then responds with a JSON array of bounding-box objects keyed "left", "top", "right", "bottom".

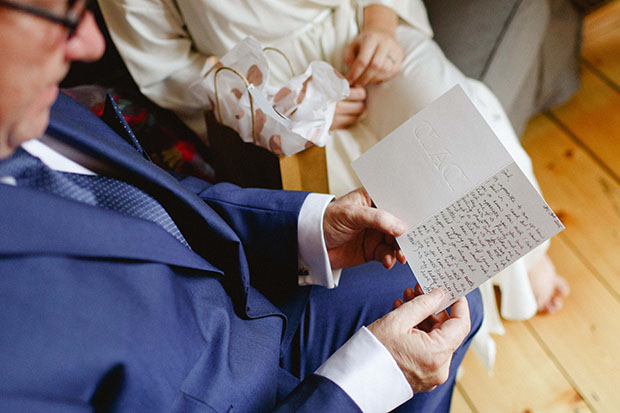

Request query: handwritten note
[{"left": 352, "top": 86, "right": 564, "bottom": 310}]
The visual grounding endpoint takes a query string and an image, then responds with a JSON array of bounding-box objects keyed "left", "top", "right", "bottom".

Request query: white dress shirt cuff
[
  {"left": 315, "top": 326, "right": 413, "bottom": 412},
  {"left": 297, "top": 193, "right": 342, "bottom": 288}
]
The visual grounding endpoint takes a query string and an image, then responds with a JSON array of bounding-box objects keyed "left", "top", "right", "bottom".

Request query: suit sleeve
[
  {"left": 0, "top": 396, "right": 91, "bottom": 413},
  {"left": 274, "top": 374, "right": 362, "bottom": 412},
  {"left": 180, "top": 178, "right": 309, "bottom": 303},
  {"left": 184, "top": 181, "right": 413, "bottom": 412}
]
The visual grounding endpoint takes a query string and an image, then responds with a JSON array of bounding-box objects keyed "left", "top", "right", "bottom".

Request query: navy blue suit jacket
[{"left": 0, "top": 94, "right": 360, "bottom": 411}]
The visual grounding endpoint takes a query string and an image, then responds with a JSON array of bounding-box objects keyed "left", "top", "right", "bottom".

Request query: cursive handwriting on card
[{"left": 402, "top": 162, "right": 560, "bottom": 302}]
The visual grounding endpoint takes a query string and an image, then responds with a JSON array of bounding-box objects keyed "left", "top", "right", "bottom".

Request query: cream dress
[{"left": 100, "top": 0, "right": 546, "bottom": 370}]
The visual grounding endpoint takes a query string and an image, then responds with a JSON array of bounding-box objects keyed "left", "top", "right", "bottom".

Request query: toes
[
  {"left": 542, "top": 296, "right": 564, "bottom": 314},
  {"left": 539, "top": 275, "right": 569, "bottom": 314},
  {"left": 555, "top": 275, "right": 570, "bottom": 297}
]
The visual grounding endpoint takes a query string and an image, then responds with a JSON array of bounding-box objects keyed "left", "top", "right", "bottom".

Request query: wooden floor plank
[
  {"left": 526, "top": 238, "right": 620, "bottom": 412},
  {"left": 582, "top": 0, "right": 620, "bottom": 85},
  {"left": 450, "top": 385, "right": 475, "bottom": 413},
  {"left": 549, "top": 67, "right": 620, "bottom": 180},
  {"left": 521, "top": 114, "right": 620, "bottom": 297},
  {"left": 456, "top": 321, "right": 590, "bottom": 413},
  {"left": 454, "top": 6, "right": 620, "bottom": 412}
]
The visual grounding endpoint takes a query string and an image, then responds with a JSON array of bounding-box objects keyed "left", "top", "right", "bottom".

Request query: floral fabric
[{"left": 63, "top": 85, "right": 215, "bottom": 183}]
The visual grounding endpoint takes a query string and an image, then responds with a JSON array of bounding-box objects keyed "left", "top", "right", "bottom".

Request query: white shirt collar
[{"left": 21, "top": 137, "right": 96, "bottom": 175}]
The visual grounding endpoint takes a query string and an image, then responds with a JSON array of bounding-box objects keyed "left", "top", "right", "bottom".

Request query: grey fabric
[
  {"left": 481, "top": 0, "right": 550, "bottom": 113},
  {"left": 505, "top": 55, "right": 543, "bottom": 136},
  {"left": 423, "top": 0, "right": 524, "bottom": 80},
  {"left": 423, "top": 0, "right": 582, "bottom": 136},
  {"left": 538, "top": 0, "right": 583, "bottom": 110}
]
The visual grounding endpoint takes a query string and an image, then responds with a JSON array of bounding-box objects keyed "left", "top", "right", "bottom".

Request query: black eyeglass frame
[{"left": 0, "top": 0, "right": 90, "bottom": 37}]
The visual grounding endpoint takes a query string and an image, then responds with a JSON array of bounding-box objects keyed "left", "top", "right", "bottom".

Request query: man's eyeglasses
[{"left": 0, "top": 0, "right": 90, "bottom": 38}]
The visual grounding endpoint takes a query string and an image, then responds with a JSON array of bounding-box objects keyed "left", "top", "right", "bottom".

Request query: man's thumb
[
  {"left": 395, "top": 288, "right": 444, "bottom": 329},
  {"left": 353, "top": 207, "right": 405, "bottom": 237}
]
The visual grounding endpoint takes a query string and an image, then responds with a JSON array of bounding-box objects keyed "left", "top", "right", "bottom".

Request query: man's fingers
[
  {"left": 393, "top": 288, "right": 445, "bottom": 330},
  {"left": 450, "top": 297, "right": 470, "bottom": 322},
  {"left": 363, "top": 231, "right": 403, "bottom": 268},
  {"left": 448, "top": 297, "right": 471, "bottom": 336},
  {"left": 352, "top": 206, "right": 405, "bottom": 237},
  {"left": 383, "top": 254, "right": 395, "bottom": 269},
  {"left": 430, "top": 297, "right": 471, "bottom": 348},
  {"left": 373, "top": 243, "right": 397, "bottom": 269},
  {"left": 386, "top": 236, "right": 406, "bottom": 264},
  {"left": 340, "top": 187, "right": 372, "bottom": 206},
  {"left": 407, "top": 284, "right": 449, "bottom": 331}
]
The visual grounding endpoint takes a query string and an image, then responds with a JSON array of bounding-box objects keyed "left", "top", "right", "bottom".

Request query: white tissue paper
[{"left": 191, "top": 36, "right": 349, "bottom": 156}]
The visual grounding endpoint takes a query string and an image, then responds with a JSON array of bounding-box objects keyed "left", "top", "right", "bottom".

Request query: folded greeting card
[{"left": 352, "top": 85, "right": 564, "bottom": 310}]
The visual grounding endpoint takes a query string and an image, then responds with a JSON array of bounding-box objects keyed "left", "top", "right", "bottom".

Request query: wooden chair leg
[{"left": 279, "top": 145, "right": 329, "bottom": 193}]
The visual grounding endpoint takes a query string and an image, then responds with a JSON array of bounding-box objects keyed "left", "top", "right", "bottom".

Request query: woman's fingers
[
  {"left": 331, "top": 87, "right": 367, "bottom": 130},
  {"left": 336, "top": 100, "right": 365, "bottom": 115},
  {"left": 331, "top": 114, "right": 358, "bottom": 130},
  {"left": 346, "top": 31, "right": 404, "bottom": 86}
]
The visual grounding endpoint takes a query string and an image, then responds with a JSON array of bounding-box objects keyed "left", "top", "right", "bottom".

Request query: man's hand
[
  {"left": 331, "top": 86, "right": 366, "bottom": 130},
  {"left": 323, "top": 188, "right": 406, "bottom": 269},
  {"left": 368, "top": 286, "right": 471, "bottom": 394}
]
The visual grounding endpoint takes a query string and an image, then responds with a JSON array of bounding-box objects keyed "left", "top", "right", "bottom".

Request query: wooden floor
[{"left": 451, "top": 2, "right": 620, "bottom": 412}]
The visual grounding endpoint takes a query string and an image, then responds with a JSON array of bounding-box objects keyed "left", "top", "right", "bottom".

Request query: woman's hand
[
  {"left": 344, "top": 5, "right": 403, "bottom": 87},
  {"left": 331, "top": 86, "right": 367, "bottom": 130}
]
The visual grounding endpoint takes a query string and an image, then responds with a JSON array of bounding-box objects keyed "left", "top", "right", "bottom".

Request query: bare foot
[{"left": 528, "top": 254, "right": 570, "bottom": 314}]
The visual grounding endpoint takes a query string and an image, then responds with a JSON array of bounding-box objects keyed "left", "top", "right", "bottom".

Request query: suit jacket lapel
[
  {"left": 99, "top": 92, "right": 151, "bottom": 160},
  {"left": 0, "top": 184, "right": 219, "bottom": 273},
  {"left": 43, "top": 93, "right": 251, "bottom": 297}
]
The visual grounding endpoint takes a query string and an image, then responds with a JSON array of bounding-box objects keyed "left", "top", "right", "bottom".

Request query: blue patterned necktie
[{"left": 0, "top": 147, "right": 189, "bottom": 248}]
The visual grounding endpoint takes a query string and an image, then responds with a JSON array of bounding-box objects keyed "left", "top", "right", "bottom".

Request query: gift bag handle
[
  {"left": 213, "top": 47, "right": 295, "bottom": 145},
  {"left": 214, "top": 66, "right": 257, "bottom": 143},
  {"left": 263, "top": 47, "right": 296, "bottom": 77}
]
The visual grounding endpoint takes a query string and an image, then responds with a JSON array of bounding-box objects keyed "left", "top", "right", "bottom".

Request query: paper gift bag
[{"left": 192, "top": 36, "right": 349, "bottom": 157}]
